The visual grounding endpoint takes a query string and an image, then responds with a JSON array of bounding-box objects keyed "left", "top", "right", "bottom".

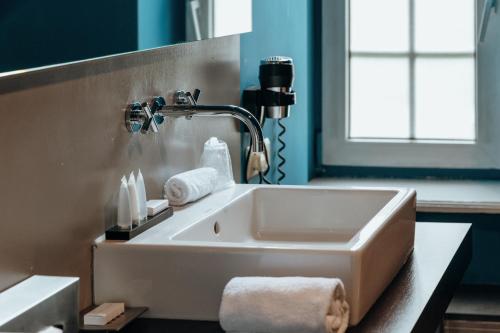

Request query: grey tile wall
[{"left": 0, "top": 35, "right": 241, "bottom": 309}]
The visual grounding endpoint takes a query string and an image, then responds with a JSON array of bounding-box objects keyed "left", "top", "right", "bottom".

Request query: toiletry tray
[
  {"left": 105, "top": 207, "right": 173, "bottom": 240},
  {"left": 80, "top": 306, "right": 148, "bottom": 331}
]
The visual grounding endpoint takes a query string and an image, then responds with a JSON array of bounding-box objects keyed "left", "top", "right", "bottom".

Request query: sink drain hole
[{"left": 213, "top": 221, "right": 220, "bottom": 235}]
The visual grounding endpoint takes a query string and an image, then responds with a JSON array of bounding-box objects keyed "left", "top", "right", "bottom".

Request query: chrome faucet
[{"left": 125, "top": 89, "right": 268, "bottom": 179}]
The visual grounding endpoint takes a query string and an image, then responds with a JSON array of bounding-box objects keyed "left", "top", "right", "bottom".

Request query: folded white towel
[
  {"left": 219, "top": 277, "right": 349, "bottom": 333},
  {"left": 164, "top": 167, "right": 217, "bottom": 206}
]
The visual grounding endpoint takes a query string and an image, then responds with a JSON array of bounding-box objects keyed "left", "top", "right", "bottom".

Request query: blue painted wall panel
[
  {"left": 240, "top": 0, "right": 313, "bottom": 185},
  {"left": 0, "top": 0, "right": 137, "bottom": 73},
  {"left": 138, "top": 0, "right": 185, "bottom": 50},
  {"left": 0, "top": 0, "right": 186, "bottom": 73}
]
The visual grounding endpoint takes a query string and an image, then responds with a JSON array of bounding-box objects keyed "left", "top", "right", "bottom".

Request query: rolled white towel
[
  {"left": 164, "top": 167, "right": 217, "bottom": 206},
  {"left": 219, "top": 277, "right": 349, "bottom": 333}
]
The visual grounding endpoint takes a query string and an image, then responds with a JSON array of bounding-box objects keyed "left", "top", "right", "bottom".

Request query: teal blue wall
[
  {"left": 138, "top": 0, "right": 185, "bottom": 50},
  {"left": 0, "top": 0, "right": 137, "bottom": 73},
  {"left": 0, "top": 0, "right": 185, "bottom": 73},
  {"left": 240, "top": 0, "right": 314, "bottom": 185}
]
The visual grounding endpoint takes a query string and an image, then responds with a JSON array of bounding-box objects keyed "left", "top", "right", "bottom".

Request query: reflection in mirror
[
  {"left": 0, "top": 0, "right": 252, "bottom": 74},
  {"left": 186, "top": 0, "right": 252, "bottom": 41}
]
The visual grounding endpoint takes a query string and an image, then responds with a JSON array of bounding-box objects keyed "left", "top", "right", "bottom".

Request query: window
[
  {"left": 350, "top": 0, "right": 475, "bottom": 141},
  {"left": 322, "top": 0, "right": 500, "bottom": 169}
]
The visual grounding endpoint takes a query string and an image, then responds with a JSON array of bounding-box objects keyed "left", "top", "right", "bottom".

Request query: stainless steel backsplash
[{"left": 0, "top": 35, "right": 241, "bottom": 309}]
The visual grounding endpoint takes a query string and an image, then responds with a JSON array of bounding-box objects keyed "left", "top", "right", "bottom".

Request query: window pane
[
  {"left": 415, "top": 0, "right": 475, "bottom": 52},
  {"left": 350, "top": 0, "right": 409, "bottom": 52},
  {"left": 350, "top": 57, "right": 410, "bottom": 139},
  {"left": 415, "top": 58, "right": 475, "bottom": 140}
]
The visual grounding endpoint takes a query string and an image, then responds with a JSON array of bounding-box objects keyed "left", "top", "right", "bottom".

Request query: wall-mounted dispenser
[{"left": 242, "top": 56, "right": 296, "bottom": 184}]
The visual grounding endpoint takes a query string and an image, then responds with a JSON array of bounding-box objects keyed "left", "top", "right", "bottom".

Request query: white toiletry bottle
[
  {"left": 136, "top": 170, "right": 148, "bottom": 221},
  {"left": 128, "top": 172, "right": 140, "bottom": 224},
  {"left": 117, "top": 176, "right": 132, "bottom": 229}
]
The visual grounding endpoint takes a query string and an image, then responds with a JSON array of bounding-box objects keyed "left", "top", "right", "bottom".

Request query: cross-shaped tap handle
[
  {"left": 192, "top": 89, "right": 201, "bottom": 103},
  {"left": 185, "top": 89, "right": 201, "bottom": 105}
]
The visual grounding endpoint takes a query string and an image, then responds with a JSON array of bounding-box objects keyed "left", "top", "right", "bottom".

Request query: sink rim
[
  {"left": 97, "top": 185, "right": 415, "bottom": 253},
  {"left": 168, "top": 185, "right": 415, "bottom": 252}
]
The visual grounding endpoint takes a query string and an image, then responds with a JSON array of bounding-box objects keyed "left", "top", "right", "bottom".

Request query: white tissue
[
  {"left": 164, "top": 167, "right": 217, "bottom": 206},
  {"left": 117, "top": 176, "right": 132, "bottom": 229}
]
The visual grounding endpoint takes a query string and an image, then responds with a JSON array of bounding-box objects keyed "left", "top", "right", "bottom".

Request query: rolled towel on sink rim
[
  {"left": 164, "top": 167, "right": 217, "bottom": 206},
  {"left": 219, "top": 276, "right": 350, "bottom": 333}
]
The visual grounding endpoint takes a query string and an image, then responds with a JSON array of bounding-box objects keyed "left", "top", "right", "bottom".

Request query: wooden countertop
[
  {"left": 121, "top": 222, "right": 472, "bottom": 333},
  {"left": 349, "top": 222, "right": 471, "bottom": 333}
]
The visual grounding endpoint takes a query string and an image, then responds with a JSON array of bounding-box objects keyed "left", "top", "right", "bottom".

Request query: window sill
[{"left": 309, "top": 178, "right": 500, "bottom": 214}]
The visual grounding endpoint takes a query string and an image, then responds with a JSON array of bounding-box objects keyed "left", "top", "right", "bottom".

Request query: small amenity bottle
[
  {"left": 128, "top": 172, "right": 141, "bottom": 224},
  {"left": 136, "top": 170, "right": 148, "bottom": 221},
  {"left": 117, "top": 176, "right": 132, "bottom": 229}
]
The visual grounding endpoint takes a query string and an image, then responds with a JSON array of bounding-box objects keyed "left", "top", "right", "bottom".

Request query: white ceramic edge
[
  {"left": 95, "top": 185, "right": 416, "bottom": 254},
  {"left": 0, "top": 275, "right": 79, "bottom": 327}
]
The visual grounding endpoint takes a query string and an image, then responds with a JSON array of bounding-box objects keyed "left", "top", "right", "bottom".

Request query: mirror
[{"left": 0, "top": 0, "right": 252, "bottom": 74}]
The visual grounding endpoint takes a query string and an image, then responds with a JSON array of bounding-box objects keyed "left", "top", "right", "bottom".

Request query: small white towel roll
[
  {"left": 219, "top": 277, "right": 349, "bottom": 333},
  {"left": 164, "top": 167, "right": 217, "bottom": 206}
]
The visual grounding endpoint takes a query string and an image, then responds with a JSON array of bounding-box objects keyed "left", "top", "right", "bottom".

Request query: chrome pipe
[{"left": 159, "top": 104, "right": 265, "bottom": 153}]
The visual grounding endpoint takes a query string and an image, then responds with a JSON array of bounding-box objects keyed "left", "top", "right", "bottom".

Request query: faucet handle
[
  {"left": 191, "top": 89, "right": 201, "bottom": 103},
  {"left": 151, "top": 97, "right": 166, "bottom": 125},
  {"left": 174, "top": 89, "right": 201, "bottom": 105},
  {"left": 125, "top": 102, "right": 145, "bottom": 133},
  {"left": 185, "top": 89, "right": 201, "bottom": 105},
  {"left": 174, "top": 90, "right": 190, "bottom": 105},
  {"left": 141, "top": 102, "right": 159, "bottom": 133},
  {"left": 151, "top": 96, "right": 166, "bottom": 111}
]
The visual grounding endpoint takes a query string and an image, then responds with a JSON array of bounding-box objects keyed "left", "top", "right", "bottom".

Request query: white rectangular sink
[{"left": 94, "top": 184, "right": 416, "bottom": 325}]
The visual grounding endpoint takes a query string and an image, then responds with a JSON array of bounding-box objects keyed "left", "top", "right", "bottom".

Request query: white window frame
[{"left": 322, "top": 0, "right": 500, "bottom": 169}]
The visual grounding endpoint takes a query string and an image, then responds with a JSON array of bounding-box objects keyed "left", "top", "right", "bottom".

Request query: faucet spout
[
  {"left": 160, "top": 103, "right": 268, "bottom": 180},
  {"left": 160, "top": 104, "right": 264, "bottom": 153}
]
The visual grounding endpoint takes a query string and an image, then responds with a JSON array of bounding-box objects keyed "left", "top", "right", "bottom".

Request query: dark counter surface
[
  {"left": 349, "top": 222, "right": 471, "bottom": 333},
  {"left": 121, "top": 222, "right": 472, "bottom": 333}
]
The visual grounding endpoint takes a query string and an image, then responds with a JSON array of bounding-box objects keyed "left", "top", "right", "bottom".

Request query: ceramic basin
[{"left": 94, "top": 184, "right": 416, "bottom": 325}]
